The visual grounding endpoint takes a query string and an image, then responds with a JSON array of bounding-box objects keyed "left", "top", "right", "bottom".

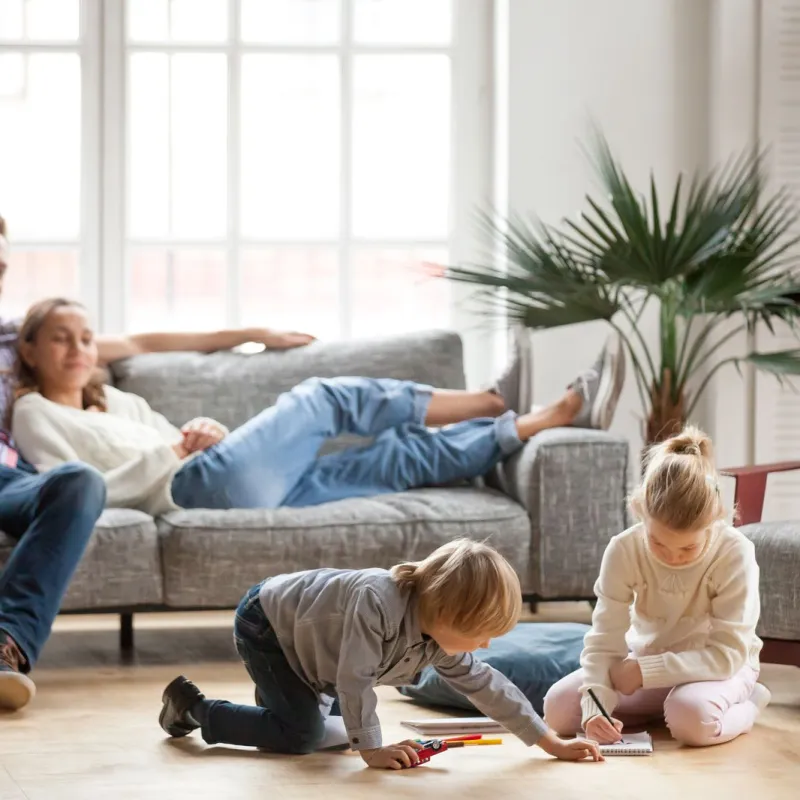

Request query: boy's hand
[
  {"left": 585, "top": 715, "right": 623, "bottom": 744},
  {"left": 539, "top": 731, "right": 604, "bottom": 762},
  {"left": 360, "top": 740, "right": 424, "bottom": 770},
  {"left": 609, "top": 657, "right": 643, "bottom": 695}
]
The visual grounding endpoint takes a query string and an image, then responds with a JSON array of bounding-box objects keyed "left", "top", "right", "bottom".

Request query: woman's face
[{"left": 21, "top": 305, "right": 98, "bottom": 394}]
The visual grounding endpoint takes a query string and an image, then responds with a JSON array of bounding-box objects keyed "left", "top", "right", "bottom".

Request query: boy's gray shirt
[{"left": 259, "top": 567, "right": 549, "bottom": 751}]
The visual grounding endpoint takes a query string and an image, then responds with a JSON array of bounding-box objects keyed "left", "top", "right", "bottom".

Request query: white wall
[{"left": 492, "top": 0, "right": 758, "bottom": 468}]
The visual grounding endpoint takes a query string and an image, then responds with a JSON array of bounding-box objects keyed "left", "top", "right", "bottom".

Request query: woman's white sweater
[{"left": 13, "top": 387, "right": 190, "bottom": 515}]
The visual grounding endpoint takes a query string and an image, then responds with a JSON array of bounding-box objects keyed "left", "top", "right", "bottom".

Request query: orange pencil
[{"left": 446, "top": 738, "right": 503, "bottom": 747}]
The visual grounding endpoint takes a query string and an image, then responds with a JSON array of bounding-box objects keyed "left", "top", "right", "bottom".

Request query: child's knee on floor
[
  {"left": 278, "top": 716, "right": 328, "bottom": 755},
  {"left": 664, "top": 690, "right": 723, "bottom": 747},
  {"left": 542, "top": 683, "right": 582, "bottom": 736}
]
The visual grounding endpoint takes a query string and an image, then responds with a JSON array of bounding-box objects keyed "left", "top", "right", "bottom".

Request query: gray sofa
[{"left": 0, "top": 330, "right": 630, "bottom": 649}]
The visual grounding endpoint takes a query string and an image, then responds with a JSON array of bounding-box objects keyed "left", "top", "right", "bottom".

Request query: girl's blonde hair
[
  {"left": 391, "top": 538, "right": 521, "bottom": 637},
  {"left": 13, "top": 298, "right": 107, "bottom": 416},
  {"left": 630, "top": 425, "right": 725, "bottom": 532}
]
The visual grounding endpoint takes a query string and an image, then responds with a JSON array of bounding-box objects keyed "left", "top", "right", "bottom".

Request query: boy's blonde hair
[
  {"left": 391, "top": 538, "right": 521, "bottom": 637},
  {"left": 630, "top": 425, "right": 725, "bottom": 531}
]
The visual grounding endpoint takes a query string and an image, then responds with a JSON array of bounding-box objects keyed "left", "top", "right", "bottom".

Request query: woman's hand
[
  {"left": 584, "top": 714, "right": 623, "bottom": 744},
  {"left": 180, "top": 418, "right": 226, "bottom": 455},
  {"left": 609, "top": 657, "right": 643, "bottom": 695},
  {"left": 251, "top": 329, "right": 316, "bottom": 350},
  {"left": 360, "top": 740, "right": 423, "bottom": 770},
  {"left": 538, "top": 731, "right": 604, "bottom": 762},
  {"left": 171, "top": 441, "right": 189, "bottom": 460}
]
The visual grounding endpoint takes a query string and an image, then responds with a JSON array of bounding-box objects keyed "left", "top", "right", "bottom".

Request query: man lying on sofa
[{"left": 0, "top": 215, "right": 315, "bottom": 711}]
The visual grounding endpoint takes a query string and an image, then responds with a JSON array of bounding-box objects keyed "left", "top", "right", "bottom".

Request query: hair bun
[{"left": 664, "top": 425, "right": 712, "bottom": 459}]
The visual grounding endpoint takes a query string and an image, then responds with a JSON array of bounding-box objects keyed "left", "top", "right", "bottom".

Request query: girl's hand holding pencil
[{"left": 585, "top": 715, "right": 624, "bottom": 744}]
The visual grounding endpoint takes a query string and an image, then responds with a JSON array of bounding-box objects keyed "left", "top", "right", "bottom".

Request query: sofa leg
[
  {"left": 120, "top": 613, "right": 134, "bottom": 652},
  {"left": 529, "top": 602, "right": 538, "bottom": 614}
]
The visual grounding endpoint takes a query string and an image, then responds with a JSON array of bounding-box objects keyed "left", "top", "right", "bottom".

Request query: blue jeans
[
  {"left": 0, "top": 463, "right": 107, "bottom": 667},
  {"left": 171, "top": 377, "right": 521, "bottom": 510},
  {"left": 197, "top": 582, "right": 329, "bottom": 754}
]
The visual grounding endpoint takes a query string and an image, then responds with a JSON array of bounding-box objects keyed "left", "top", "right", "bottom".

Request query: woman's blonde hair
[
  {"left": 13, "top": 298, "right": 107, "bottom": 415},
  {"left": 391, "top": 538, "right": 522, "bottom": 637},
  {"left": 630, "top": 424, "right": 725, "bottom": 531}
]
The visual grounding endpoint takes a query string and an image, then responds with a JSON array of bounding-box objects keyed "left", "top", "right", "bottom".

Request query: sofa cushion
[
  {"left": 109, "top": 330, "right": 466, "bottom": 441},
  {"left": 740, "top": 521, "right": 800, "bottom": 640},
  {"left": 157, "top": 487, "right": 532, "bottom": 607},
  {"left": 1, "top": 509, "right": 163, "bottom": 611},
  {"left": 397, "top": 622, "right": 588, "bottom": 715}
]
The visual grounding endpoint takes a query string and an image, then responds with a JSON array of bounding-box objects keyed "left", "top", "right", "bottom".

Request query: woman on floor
[{"left": 10, "top": 298, "right": 625, "bottom": 515}]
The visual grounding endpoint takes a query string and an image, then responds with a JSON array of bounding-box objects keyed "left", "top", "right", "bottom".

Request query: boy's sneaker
[
  {"left": 569, "top": 333, "right": 626, "bottom": 430},
  {"left": 159, "top": 675, "right": 204, "bottom": 737},
  {"left": 0, "top": 630, "right": 35, "bottom": 711},
  {"left": 490, "top": 326, "right": 534, "bottom": 415}
]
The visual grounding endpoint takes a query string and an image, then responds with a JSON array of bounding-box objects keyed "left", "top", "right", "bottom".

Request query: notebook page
[{"left": 598, "top": 731, "right": 653, "bottom": 756}]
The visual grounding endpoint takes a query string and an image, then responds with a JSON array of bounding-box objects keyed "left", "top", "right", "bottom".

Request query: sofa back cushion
[{"left": 109, "top": 330, "right": 465, "bottom": 436}]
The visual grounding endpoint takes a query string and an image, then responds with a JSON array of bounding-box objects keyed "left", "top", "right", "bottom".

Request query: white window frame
[
  {"left": 95, "top": 0, "right": 493, "bottom": 358},
  {"left": 0, "top": 0, "right": 102, "bottom": 322}
]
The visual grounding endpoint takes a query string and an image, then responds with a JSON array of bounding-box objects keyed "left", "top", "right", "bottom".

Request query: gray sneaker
[
  {"left": 569, "top": 333, "right": 626, "bottom": 430},
  {"left": 490, "top": 326, "right": 534, "bottom": 415}
]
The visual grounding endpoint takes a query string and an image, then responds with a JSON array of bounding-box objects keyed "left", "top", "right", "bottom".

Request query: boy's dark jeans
[{"left": 198, "top": 582, "right": 337, "bottom": 754}]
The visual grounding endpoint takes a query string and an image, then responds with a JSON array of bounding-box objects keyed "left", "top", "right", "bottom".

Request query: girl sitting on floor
[{"left": 543, "top": 425, "right": 769, "bottom": 747}]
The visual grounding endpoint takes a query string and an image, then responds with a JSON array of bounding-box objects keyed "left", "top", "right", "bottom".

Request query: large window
[
  {"left": 1, "top": 1, "right": 489, "bottom": 341},
  {"left": 0, "top": 0, "right": 98, "bottom": 319}
]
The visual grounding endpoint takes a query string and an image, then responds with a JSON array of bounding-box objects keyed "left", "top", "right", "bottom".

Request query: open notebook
[
  {"left": 401, "top": 717, "right": 506, "bottom": 736},
  {"left": 598, "top": 731, "right": 653, "bottom": 756}
]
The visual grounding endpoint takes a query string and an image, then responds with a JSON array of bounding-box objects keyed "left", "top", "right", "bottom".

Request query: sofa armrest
[
  {"left": 489, "top": 428, "right": 629, "bottom": 599},
  {"left": 720, "top": 461, "right": 800, "bottom": 526}
]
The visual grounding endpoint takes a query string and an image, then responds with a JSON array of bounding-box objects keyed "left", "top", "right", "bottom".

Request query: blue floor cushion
[{"left": 397, "top": 622, "right": 589, "bottom": 715}]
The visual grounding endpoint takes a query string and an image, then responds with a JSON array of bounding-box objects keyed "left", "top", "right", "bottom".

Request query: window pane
[
  {"left": 2, "top": 250, "right": 79, "bottom": 318},
  {"left": 240, "top": 248, "right": 340, "bottom": 339},
  {"left": 129, "top": 53, "right": 227, "bottom": 239},
  {"left": 0, "top": 0, "right": 23, "bottom": 40},
  {"left": 349, "top": 248, "right": 449, "bottom": 338},
  {"left": 241, "top": 55, "right": 339, "bottom": 239},
  {"left": 354, "top": 0, "right": 451, "bottom": 44},
  {"left": 26, "top": 0, "right": 80, "bottom": 41},
  {"left": 128, "top": 0, "right": 227, "bottom": 42},
  {"left": 172, "top": 54, "right": 227, "bottom": 237},
  {"left": 128, "top": 249, "right": 227, "bottom": 332},
  {"left": 129, "top": 53, "right": 170, "bottom": 237},
  {"left": 0, "top": 53, "right": 81, "bottom": 239},
  {"left": 241, "top": 0, "right": 339, "bottom": 44},
  {"left": 352, "top": 56, "right": 450, "bottom": 239},
  {"left": 128, "top": 0, "right": 168, "bottom": 41},
  {"left": 0, "top": 52, "right": 24, "bottom": 96},
  {"left": 171, "top": 0, "right": 227, "bottom": 42}
]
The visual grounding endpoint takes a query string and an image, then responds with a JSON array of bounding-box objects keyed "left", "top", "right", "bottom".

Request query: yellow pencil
[{"left": 447, "top": 738, "right": 503, "bottom": 747}]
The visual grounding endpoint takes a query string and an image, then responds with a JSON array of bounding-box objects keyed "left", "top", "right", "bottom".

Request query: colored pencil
[{"left": 446, "top": 738, "right": 503, "bottom": 747}]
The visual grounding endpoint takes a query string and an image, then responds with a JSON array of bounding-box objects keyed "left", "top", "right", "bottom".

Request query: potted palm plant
[{"left": 445, "top": 133, "right": 800, "bottom": 443}]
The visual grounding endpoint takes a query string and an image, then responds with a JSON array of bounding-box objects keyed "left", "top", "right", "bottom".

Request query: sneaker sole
[
  {"left": 590, "top": 336, "right": 626, "bottom": 430},
  {"left": 0, "top": 671, "right": 36, "bottom": 711}
]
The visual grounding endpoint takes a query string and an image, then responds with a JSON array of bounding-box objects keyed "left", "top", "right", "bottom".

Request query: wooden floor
[{"left": 1, "top": 605, "right": 799, "bottom": 800}]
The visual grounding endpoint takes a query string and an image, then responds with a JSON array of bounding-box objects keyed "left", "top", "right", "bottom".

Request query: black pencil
[{"left": 587, "top": 688, "right": 616, "bottom": 727}]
